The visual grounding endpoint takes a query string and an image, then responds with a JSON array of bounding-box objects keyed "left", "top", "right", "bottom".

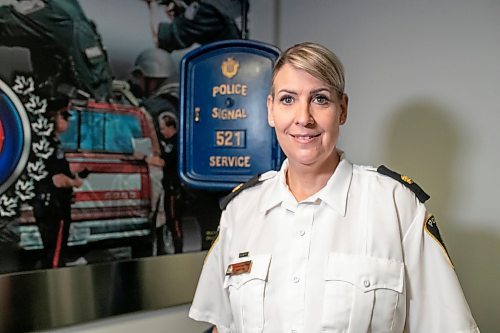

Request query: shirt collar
[
  {"left": 260, "top": 152, "right": 353, "bottom": 216},
  {"left": 259, "top": 159, "right": 295, "bottom": 213},
  {"left": 314, "top": 152, "right": 353, "bottom": 217}
]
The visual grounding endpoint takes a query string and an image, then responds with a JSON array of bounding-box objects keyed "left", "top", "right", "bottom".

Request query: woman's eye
[
  {"left": 280, "top": 95, "right": 294, "bottom": 104},
  {"left": 313, "top": 95, "right": 330, "bottom": 105}
]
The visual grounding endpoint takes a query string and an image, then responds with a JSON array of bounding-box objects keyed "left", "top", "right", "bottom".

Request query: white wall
[{"left": 55, "top": 0, "right": 499, "bottom": 332}]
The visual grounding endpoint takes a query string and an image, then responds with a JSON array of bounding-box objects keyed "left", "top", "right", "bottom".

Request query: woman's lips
[{"left": 290, "top": 133, "right": 321, "bottom": 143}]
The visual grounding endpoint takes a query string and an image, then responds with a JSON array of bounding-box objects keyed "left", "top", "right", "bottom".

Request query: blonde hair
[{"left": 271, "top": 42, "right": 345, "bottom": 97}]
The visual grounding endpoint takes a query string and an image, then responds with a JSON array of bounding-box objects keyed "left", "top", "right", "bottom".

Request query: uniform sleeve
[
  {"left": 157, "top": 2, "right": 235, "bottom": 52},
  {"left": 403, "top": 207, "right": 480, "bottom": 332},
  {"left": 189, "top": 209, "right": 233, "bottom": 333},
  {"left": 45, "top": 147, "right": 72, "bottom": 178}
]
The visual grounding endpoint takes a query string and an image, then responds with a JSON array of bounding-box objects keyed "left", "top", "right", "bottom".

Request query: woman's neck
[{"left": 286, "top": 152, "right": 340, "bottom": 202}]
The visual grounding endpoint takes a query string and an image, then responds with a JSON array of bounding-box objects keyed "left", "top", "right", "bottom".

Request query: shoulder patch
[
  {"left": 205, "top": 227, "right": 219, "bottom": 262},
  {"left": 219, "top": 174, "right": 262, "bottom": 210},
  {"left": 377, "top": 165, "right": 430, "bottom": 203},
  {"left": 424, "top": 214, "right": 453, "bottom": 267}
]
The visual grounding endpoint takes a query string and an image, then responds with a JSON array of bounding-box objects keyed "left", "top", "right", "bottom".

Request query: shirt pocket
[
  {"left": 223, "top": 254, "right": 271, "bottom": 333},
  {"left": 321, "top": 253, "right": 404, "bottom": 333}
]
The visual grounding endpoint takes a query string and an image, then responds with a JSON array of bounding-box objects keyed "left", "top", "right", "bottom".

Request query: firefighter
[
  {"left": 131, "top": 48, "right": 183, "bottom": 254},
  {"left": 0, "top": 0, "right": 113, "bottom": 100},
  {"left": 32, "top": 98, "right": 83, "bottom": 268},
  {"left": 130, "top": 48, "right": 179, "bottom": 133},
  {"left": 145, "top": 0, "right": 247, "bottom": 52}
]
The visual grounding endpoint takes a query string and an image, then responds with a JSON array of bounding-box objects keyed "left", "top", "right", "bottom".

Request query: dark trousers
[
  {"left": 34, "top": 199, "right": 71, "bottom": 268},
  {"left": 164, "top": 187, "right": 183, "bottom": 254}
]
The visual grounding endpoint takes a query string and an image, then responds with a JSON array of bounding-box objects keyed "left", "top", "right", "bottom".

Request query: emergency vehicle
[{"left": 18, "top": 95, "right": 162, "bottom": 258}]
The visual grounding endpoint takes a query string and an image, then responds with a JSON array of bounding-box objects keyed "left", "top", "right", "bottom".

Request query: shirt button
[
  {"left": 293, "top": 276, "right": 300, "bottom": 283},
  {"left": 298, "top": 230, "right": 305, "bottom": 236},
  {"left": 363, "top": 280, "right": 370, "bottom": 288}
]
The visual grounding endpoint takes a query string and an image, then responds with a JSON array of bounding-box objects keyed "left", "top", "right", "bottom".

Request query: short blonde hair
[{"left": 271, "top": 42, "right": 345, "bottom": 97}]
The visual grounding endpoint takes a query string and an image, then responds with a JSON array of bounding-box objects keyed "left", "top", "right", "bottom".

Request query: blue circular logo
[{"left": 0, "top": 79, "right": 31, "bottom": 195}]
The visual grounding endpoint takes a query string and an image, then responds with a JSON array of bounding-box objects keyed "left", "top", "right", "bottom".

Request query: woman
[{"left": 189, "top": 42, "right": 479, "bottom": 332}]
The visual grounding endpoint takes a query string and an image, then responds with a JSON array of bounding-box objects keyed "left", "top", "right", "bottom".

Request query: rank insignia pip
[
  {"left": 401, "top": 175, "right": 413, "bottom": 184},
  {"left": 377, "top": 165, "right": 430, "bottom": 203},
  {"left": 424, "top": 214, "right": 453, "bottom": 267},
  {"left": 219, "top": 174, "right": 262, "bottom": 210}
]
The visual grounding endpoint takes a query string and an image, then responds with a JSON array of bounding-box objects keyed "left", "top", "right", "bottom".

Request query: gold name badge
[{"left": 226, "top": 260, "right": 252, "bottom": 276}]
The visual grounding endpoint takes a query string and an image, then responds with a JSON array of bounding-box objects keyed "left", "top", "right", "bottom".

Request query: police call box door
[{"left": 180, "top": 40, "right": 283, "bottom": 190}]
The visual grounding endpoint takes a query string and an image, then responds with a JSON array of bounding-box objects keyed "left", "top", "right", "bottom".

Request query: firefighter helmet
[{"left": 131, "top": 48, "right": 176, "bottom": 79}]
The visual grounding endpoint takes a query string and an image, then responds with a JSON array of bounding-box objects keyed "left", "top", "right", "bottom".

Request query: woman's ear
[
  {"left": 267, "top": 94, "right": 275, "bottom": 127},
  {"left": 339, "top": 93, "right": 348, "bottom": 125}
]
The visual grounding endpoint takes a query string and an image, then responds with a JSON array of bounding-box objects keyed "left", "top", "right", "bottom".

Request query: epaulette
[
  {"left": 219, "top": 174, "right": 262, "bottom": 210},
  {"left": 377, "top": 165, "right": 430, "bottom": 203}
]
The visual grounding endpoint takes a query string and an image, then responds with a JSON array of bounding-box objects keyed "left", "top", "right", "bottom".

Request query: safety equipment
[{"left": 131, "top": 48, "right": 177, "bottom": 79}]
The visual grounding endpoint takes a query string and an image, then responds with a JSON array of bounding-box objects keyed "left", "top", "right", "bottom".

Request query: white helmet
[{"left": 131, "top": 48, "right": 176, "bottom": 79}]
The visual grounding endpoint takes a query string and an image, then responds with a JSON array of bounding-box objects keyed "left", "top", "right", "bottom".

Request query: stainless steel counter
[{"left": 0, "top": 252, "right": 206, "bottom": 333}]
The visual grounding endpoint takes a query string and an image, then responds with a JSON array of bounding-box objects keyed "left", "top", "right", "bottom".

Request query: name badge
[{"left": 226, "top": 260, "right": 252, "bottom": 276}]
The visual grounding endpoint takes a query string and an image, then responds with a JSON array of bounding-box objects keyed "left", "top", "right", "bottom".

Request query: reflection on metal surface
[{"left": 0, "top": 252, "right": 206, "bottom": 333}]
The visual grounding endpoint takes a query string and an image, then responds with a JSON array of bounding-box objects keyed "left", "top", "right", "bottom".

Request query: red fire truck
[{"left": 18, "top": 95, "right": 163, "bottom": 258}]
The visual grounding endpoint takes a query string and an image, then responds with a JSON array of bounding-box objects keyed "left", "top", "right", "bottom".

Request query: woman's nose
[{"left": 295, "top": 102, "right": 314, "bottom": 126}]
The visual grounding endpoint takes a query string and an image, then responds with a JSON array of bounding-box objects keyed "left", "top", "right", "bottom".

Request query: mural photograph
[{"left": 0, "top": 0, "right": 251, "bottom": 273}]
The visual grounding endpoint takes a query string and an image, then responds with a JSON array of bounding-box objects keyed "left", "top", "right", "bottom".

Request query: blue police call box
[{"left": 179, "top": 40, "right": 284, "bottom": 190}]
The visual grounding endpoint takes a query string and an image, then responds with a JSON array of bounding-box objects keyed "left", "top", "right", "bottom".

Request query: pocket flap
[
  {"left": 325, "top": 253, "right": 403, "bottom": 293},
  {"left": 223, "top": 254, "right": 271, "bottom": 289}
]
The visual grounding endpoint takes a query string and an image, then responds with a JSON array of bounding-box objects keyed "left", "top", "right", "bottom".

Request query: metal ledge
[{"left": 0, "top": 251, "right": 206, "bottom": 333}]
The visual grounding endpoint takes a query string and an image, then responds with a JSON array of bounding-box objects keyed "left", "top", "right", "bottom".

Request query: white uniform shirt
[{"left": 189, "top": 154, "right": 479, "bottom": 333}]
